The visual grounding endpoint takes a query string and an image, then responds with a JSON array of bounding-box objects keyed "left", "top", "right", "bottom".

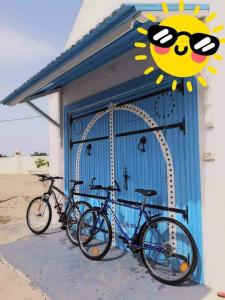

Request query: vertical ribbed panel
[
  {"left": 71, "top": 113, "right": 110, "bottom": 207},
  {"left": 113, "top": 81, "right": 202, "bottom": 283},
  {"left": 114, "top": 86, "right": 177, "bottom": 249}
]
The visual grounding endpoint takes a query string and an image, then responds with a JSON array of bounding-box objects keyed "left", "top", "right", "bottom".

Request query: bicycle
[
  {"left": 26, "top": 174, "right": 92, "bottom": 246},
  {"left": 77, "top": 181, "right": 197, "bottom": 285}
]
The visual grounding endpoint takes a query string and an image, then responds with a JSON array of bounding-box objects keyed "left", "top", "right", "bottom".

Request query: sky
[{"left": 0, "top": 0, "right": 82, "bottom": 155}]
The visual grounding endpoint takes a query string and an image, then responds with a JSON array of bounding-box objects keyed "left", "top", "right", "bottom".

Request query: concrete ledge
[
  {"left": 0, "top": 230, "right": 213, "bottom": 300},
  {"left": 0, "top": 253, "right": 49, "bottom": 299}
]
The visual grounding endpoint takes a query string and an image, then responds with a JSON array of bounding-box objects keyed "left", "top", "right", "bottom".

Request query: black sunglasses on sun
[{"left": 148, "top": 25, "right": 220, "bottom": 56}]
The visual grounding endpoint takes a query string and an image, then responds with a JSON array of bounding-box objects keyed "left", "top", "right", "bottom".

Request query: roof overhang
[{"left": 1, "top": 3, "right": 209, "bottom": 106}]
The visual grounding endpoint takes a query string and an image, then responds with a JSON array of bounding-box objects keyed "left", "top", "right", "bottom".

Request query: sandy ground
[
  {"left": 0, "top": 174, "right": 45, "bottom": 244},
  {"left": 0, "top": 257, "right": 48, "bottom": 300},
  {"left": 0, "top": 174, "right": 49, "bottom": 299}
]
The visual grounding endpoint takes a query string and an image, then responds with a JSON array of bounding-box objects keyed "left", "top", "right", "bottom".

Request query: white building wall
[
  {"left": 48, "top": 92, "right": 64, "bottom": 224},
  {"left": 196, "top": 1, "right": 225, "bottom": 291},
  {"left": 48, "top": 92, "right": 64, "bottom": 177},
  {"left": 49, "top": 0, "right": 225, "bottom": 290},
  {"left": 63, "top": 49, "right": 155, "bottom": 106},
  {"left": 0, "top": 156, "right": 49, "bottom": 174}
]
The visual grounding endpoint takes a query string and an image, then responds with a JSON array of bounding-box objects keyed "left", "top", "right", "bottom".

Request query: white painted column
[{"left": 48, "top": 91, "right": 64, "bottom": 225}]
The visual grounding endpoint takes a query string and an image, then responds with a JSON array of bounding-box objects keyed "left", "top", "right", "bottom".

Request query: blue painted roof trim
[
  {"left": 1, "top": 3, "right": 209, "bottom": 105},
  {"left": 134, "top": 3, "right": 209, "bottom": 11},
  {"left": 1, "top": 4, "right": 137, "bottom": 105}
]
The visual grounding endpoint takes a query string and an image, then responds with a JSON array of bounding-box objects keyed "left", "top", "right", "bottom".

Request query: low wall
[{"left": 0, "top": 156, "right": 49, "bottom": 174}]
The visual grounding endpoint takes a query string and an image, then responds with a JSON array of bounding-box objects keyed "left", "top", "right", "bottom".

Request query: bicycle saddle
[{"left": 135, "top": 189, "right": 157, "bottom": 197}]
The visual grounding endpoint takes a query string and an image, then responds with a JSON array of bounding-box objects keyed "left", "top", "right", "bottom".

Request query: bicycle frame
[
  {"left": 42, "top": 180, "right": 74, "bottom": 216},
  {"left": 97, "top": 190, "right": 163, "bottom": 252}
]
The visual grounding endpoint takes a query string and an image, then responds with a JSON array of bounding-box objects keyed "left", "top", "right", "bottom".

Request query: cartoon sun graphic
[{"left": 135, "top": 0, "right": 225, "bottom": 92}]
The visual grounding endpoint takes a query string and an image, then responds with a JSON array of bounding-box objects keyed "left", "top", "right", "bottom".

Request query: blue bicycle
[{"left": 77, "top": 182, "right": 197, "bottom": 285}]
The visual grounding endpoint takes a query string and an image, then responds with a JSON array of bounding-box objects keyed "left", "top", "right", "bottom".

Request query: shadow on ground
[{"left": 0, "top": 230, "right": 210, "bottom": 300}]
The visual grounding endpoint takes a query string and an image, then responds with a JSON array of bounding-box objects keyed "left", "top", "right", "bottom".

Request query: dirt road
[{"left": 0, "top": 174, "right": 48, "bottom": 299}]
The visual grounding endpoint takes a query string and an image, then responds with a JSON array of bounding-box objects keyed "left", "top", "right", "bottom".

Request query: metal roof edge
[
  {"left": 1, "top": 4, "right": 137, "bottom": 105},
  {"left": 133, "top": 3, "right": 209, "bottom": 11},
  {"left": 1, "top": 3, "right": 210, "bottom": 105}
]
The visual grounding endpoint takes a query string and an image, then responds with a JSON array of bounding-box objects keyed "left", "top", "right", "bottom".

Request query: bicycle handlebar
[
  {"left": 70, "top": 180, "right": 83, "bottom": 185},
  {"left": 34, "top": 174, "right": 63, "bottom": 181},
  {"left": 75, "top": 180, "right": 83, "bottom": 185},
  {"left": 90, "top": 185, "right": 119, "bottom": 191},
  {"left": 90, "top": 178, "right": 120, "bottom": 192},
  {"left": 90, "top": 185, "right": 104, "bottom": 190}
]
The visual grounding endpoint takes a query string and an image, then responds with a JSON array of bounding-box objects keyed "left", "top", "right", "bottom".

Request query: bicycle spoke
[
  {"left": 141, "top": 218, "right": 196, "bottom": 284},
  {"left": 27, "top": 198, "right": 51, "bottom": 233},
  {"left": 78, "top": 208, "right": 112, "bottom": 259}
]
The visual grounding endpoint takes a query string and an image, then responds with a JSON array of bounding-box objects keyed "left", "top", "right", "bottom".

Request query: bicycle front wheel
[
  {"left": 140, "top": 217, "right": 197, "bottom": 285},
  {"left": 66, "top": 201, "right": 92, "bottom": 246},
  {"left": 26, "top": 197, "right": 52, "bottom": 234},
  {"left": 77, "top": 207, "right": 112, "bottom": 260}
]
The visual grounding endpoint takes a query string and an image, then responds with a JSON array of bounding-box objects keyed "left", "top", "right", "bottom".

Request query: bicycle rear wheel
[
  {"left": 140, "top": 217, "right": 197, "bottom": 285},
  {"left": 26, "top": 197, "right": 52, "bottom": 234},
  {"left": 77, "top": 207, "right": 112, "bottom": 260},
  {"left": 66, "top": 201, "right": 92, "bottom": 246}
]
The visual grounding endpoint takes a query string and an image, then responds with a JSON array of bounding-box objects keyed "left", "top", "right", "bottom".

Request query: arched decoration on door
[{"left": 74, "top": 103, "right": 176, "bottom": 246}]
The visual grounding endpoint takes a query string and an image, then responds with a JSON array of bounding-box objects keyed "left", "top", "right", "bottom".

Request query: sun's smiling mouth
[{"left": 174, "top": 45, "right": 188, "bottom": 55}]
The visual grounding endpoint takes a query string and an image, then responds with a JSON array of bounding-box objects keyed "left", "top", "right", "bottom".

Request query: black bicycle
[
  {"left": 77, "top": 182, "right": 197, "bottom": 285},
  {"left": 26, "top": 174, "right": 91, "bottom": 245}
]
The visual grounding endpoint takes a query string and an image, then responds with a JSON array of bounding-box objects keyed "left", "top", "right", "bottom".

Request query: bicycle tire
[
  {"left": 26, "top": 197, "right": 52, "bottom": 234},
  {"left": 66, "top": 200, "right": 92, "bottom": 246},
  {"left": 139, "top": 217, "right": 197, "bottom": 285},
  {"left": 77, "top": 207, "right": 112, "bottom": 260}
]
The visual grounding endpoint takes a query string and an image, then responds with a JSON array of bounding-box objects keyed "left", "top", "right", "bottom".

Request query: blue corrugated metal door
[
  {"left": 114, "top": 89, "right": 183, "bottom": 238},
  {"left": 113, "top": 82, "right": 202, "bottom": 283},
  {"left": 69, "top": 79, "right": 202, "bottom": 283}
]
